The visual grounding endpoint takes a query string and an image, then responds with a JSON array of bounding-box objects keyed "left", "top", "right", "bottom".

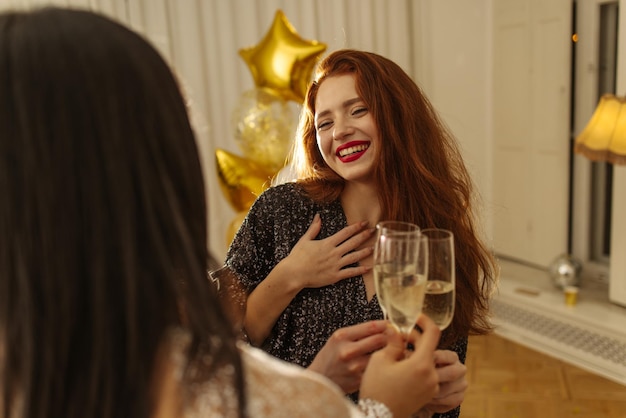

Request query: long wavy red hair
[{"left": 292, "top": 49, "right": 498, "bottom": 345}]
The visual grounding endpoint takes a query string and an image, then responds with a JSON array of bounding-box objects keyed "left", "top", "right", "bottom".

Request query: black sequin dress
[{"left": 226, "top": 182, "right": 465, "bottom": 418}]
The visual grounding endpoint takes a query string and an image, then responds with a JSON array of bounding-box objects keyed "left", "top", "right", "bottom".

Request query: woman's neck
[
  {"left": 340, "top": 182, "right": 381, "bottom": 227},
  {"left": 341, "top": 182, "right": 380, "bottom": 302}
]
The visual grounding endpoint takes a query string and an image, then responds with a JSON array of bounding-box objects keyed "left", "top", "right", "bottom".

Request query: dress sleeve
[{"left": 225, "top": 187, "right": 279, "bottom": 292}]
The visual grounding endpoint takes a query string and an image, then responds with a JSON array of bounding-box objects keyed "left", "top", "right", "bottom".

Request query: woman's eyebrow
[{"left": 316, "top": 97, "right": 363, "bottom": 120}]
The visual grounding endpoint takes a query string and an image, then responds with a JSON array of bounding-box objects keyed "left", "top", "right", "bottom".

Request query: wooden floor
[{"left": 461, "top": 333, "right": 626, "bottom": 418}]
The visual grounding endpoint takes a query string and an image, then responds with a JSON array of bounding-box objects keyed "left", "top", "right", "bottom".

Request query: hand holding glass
[
  {"left": 421, "top": 229, "right": 455, "bottom": 330},
  {"left": 373, "top": 221, "right": 426, "bottom": 336}
]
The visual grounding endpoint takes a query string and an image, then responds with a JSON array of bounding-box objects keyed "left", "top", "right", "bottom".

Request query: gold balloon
[
  {"left": 215, "top": 149, "right": 273, "bottom": 212},
  {"left": 239, "top": 9, "right": 327, "bottom": 103},
  {"left": 232, "top": 88, "right": 295, "bottom": 173},
  {"left": 226, "top": 211, "right": 249, "bottom": 248}
]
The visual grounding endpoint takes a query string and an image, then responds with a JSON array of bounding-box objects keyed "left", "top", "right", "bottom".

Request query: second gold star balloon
[
  {"left": 215, "top": 149, "right": 274, "bottom": 213},
  {"left": 239, "top": 10, "right": 327, "bottom": 103}
]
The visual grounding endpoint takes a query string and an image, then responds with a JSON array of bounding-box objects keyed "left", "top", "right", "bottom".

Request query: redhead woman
[{"left": 226, "top": 49, "right": 498, "bottom": 418}]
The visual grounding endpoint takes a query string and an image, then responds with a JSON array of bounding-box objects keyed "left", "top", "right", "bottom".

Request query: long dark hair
[
  {"left": 0, "top": 7, "right": 244, "bottom": 418},
  {"left": 293, "top": 49, "right": 498, "bottom": 346}
]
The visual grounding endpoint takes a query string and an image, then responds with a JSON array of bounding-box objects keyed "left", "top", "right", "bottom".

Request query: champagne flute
[
  {"left": 373, "top": 221, "right": 425, "bottom": 336},
  {"left": 421, "top": 228, "right": 455, "bottom": 330}
]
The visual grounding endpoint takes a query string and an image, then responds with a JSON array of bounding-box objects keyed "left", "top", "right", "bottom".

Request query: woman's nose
[{"left": 332, "top": 118, "right": 353, "bottom": 140}]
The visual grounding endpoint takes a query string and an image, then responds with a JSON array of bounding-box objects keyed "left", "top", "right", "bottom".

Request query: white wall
[{"left": 420, "top": 1, "right": 493, "bottom": 244}]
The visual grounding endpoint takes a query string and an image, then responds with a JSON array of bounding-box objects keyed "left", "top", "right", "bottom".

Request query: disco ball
[{"left": 548, "top": 254, "right": 582, "bottom": 289}]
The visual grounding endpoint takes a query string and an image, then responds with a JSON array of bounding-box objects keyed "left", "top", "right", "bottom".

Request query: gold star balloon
[
  {"left": 239, "top": 10, "right": 327, "bottom": 103},
  {"left": 215, "top": 148, "right": 274, "bottom": 213}
]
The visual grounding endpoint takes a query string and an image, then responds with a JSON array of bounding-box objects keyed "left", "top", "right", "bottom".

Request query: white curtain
[{"left": 1, "top": 0, "right": 432, "bottom": 260}]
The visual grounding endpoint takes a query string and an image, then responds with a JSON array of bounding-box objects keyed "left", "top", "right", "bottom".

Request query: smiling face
[{"left": 314, "top": 74, "right": 380, "bottom": 186}]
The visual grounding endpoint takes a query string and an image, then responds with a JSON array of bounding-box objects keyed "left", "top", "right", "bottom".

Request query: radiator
[{"left": 491, "top": 276, "right": 626, "bottom": 386}]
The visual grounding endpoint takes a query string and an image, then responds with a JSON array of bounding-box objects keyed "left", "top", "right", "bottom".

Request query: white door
[{"left": 492, "top": 0, "right": 572, "bottom": 266}]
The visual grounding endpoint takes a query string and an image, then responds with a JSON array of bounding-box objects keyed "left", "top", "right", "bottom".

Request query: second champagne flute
[{"left": 421, "top": 228, "right": 456, "bottom": 330}]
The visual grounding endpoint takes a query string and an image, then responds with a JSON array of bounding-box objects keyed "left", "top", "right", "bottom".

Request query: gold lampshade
[{"left": 574, "top": 94, "right": 626, "bottom": 165}]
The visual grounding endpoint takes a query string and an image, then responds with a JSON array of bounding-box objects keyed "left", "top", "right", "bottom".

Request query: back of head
[{"left": 0, "top": 7, "right": 242, "bottom": 418}]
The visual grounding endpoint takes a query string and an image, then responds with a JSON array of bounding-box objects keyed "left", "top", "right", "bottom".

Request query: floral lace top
[{"left": 178, "top": 338, "right": 391, "bottom": 417}]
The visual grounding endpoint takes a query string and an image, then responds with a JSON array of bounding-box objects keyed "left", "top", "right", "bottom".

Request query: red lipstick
[{"left": 336, "top": 141, "right": 370, "bottom": 163}]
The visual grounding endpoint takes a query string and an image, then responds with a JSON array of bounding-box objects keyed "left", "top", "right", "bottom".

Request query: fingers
[
  {"left": 304, "top": 214, "right": 371, "bottom": 247},
  {"left": 429, "top": 350, "right": 467, "bottom": 412},
  {"left": 339, "top": 246, "right": 374, "bottom": 268},
  {"left": 311, "top": 321, "right": 389, "bottom": 394},
  {"left": 302, "top": 213, "right": 322, "bottom": 240},
  {"left": 378, "top": 324, "right": 407, "bottom": 360},
  {"left": 327, "top": 219, "right": 372, "bottom": 247},
  {"left": 435, "top": 378, "right": 467, "bottom": 401},
  {"left": 361, "top": 317, "right": 441, "bottom": 417},
  {"left": 333, "top": 261, "right": 372, "bottom": 281},
  {"left": 302, "top": 215, "right": 373, "bottom": 264},
  {"left": 332, "top": 320, "right": 388, "bottom": 343},
  {"left": 409, "top": 314, "right": 440, "bottom": 355},
  {"left": 434, "top": 353, "right": 467, "bottom": 387},
  {"left": 436, "top": 363, "right": 467, "bottom": 386},
  {"left": 433, "top": 349, "right": 459, "bottom": 366},
  {"left": 426, "top": 385, "right": 466, "bottom": 413},
  {"left": 328, "top": 322, "right": 388, "bottom": 363}
]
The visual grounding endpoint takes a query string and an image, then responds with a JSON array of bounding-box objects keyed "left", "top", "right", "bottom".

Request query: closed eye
[
  {"left": 317, "top": 120, "right": 332, "bottom": 131},
  {"left": 351, "top": 107, "right": 368, "bottom": 116}
]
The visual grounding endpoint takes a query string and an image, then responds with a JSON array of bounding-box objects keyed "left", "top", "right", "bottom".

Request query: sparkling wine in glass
[
  {"left": 373, "top": 221, "right": 424, "bottom": 336},
  {"left": 421, "top": 228, "right": 455, "bottom": 330}
]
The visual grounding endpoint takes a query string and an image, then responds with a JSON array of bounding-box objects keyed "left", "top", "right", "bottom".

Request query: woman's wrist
[{"left": 273, "top": 257, "right": 305, "bottom": 295}]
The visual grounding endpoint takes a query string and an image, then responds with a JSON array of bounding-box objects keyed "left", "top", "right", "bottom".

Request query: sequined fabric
[{"left": 226, "top": 182, "right": 466, "bottom": 418}]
